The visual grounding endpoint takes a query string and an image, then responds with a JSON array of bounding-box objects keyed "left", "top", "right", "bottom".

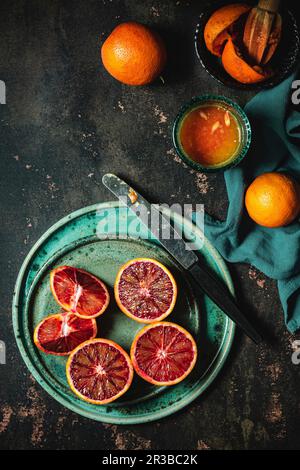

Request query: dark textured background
[{"left": 1, "top": 0, "right": 300, "bottom": 450}]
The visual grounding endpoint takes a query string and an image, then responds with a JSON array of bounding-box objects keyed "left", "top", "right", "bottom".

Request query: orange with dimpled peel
[
  {"left": 245, "top": 172, "right": 300, "bottom": 227},
  {"left": 114, "top": 258, "right": 177, "bottom": 323},
  {"left": 131, "top": 322, "right": 198, "bottom": 386},
  {"left": 101, "top": 22, "right": 167, "bottom": 85}
]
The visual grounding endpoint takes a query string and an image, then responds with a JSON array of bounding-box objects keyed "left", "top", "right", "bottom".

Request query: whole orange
[
  {"left": 245, "top": 172, "right": 300, "bottom": 228},
  {"left": 101, "top": 22, "right": 167, "bottom": 85}
]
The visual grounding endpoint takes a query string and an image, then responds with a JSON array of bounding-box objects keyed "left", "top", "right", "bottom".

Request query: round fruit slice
[
  {"left": 114, "top": 258, "right": 177, "bottom": 323},
  {"left": 204, "top": 3, "right": 251, "bottom": 56},
  {"left": 131, "top": 322, "right": 197, "bottom": 386},
  {"left": 66, "top": 339, "right": 134, "bottom": 404},
  {"left": 50, "top": 266, "right": 110, "bottom": 319},
  {"left": 222, "top": 38, "right": 269, "bottom": 84},
  {"left": 34, "top": 312, "right": 97, "bottom": 356}
]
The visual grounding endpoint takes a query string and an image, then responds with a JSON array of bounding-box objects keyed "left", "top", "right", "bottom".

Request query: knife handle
[{"left": 189, "top": 263, "right": 262, "bottom": 344}]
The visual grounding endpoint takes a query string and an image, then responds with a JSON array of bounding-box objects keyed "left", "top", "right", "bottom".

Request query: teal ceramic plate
[{"left": 13, "top": 201, "right": 235, "bottom": 424}]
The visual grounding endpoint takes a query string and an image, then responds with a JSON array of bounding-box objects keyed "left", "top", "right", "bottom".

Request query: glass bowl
[{"left": 172, "top": 95, "right": 252, "bottom": 172}]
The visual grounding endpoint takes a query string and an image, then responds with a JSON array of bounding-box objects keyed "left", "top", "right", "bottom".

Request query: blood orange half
[
  {"left": 66, "top": 339, "right": 134, "bottom": 404},
  {"left": 114, "top": 258, "right": 177, "bottom": 323},
  {"left": 34, "top": 312, "right": 97, "bottom": 356},
  {"left": 131, "top": 322, "right": 197, "bottom": 386},
  {"left": 50, "top": 266, "right": 110, "bottom": 319}
]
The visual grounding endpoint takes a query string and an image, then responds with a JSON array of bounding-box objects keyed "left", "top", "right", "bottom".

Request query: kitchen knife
[{"left": 102, "top": 173, "right": 262, "bottom": 344}]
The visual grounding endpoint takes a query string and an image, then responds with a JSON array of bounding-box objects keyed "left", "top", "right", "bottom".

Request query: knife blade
[{"left": 102, "top": 173, "right": 262, "bottom": 344}]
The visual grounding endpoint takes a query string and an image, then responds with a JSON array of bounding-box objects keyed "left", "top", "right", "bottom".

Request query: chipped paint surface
[
  {"left": 103, "top": 424, "right": 152, "bottom": 450},
  {"left": 265, "top": 363, "right": 282, "bottom": 383},
  {"left": 241, "top": 419, "right": 254, "bottom": 448},
  {"left": 166, "top": 148, "right": 188, "bottom": 167},
  {"left": 265, "top": 392, "right": 284, "bottom": 424},
  {"left": 117, "top": 101, "right": 125, "bottom": 113},
  {"left": 150, "top": 6, "right": 160, "bottom": 17},
  {"left": 195, "top": 173, "right": 209, "bottom": 195},
  {"left": 196, "top": 440, "right": 210, "bottom": 450},
  {"left": 18, "top": 382, "right": 47, "bottom": 446},
  {"left": 0, "top": 406, "right": 13, "bottom": 433},
  {"left": 154, "top": 105, "right": 168, "bottom": 124},
  {"left": 248, "top": 266, "right": 267, "bottom": 289}
]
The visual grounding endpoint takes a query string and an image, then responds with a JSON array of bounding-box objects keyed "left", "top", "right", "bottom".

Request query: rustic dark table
[{"left": 1, "top": 0, "right": 300, "bottom": 451}]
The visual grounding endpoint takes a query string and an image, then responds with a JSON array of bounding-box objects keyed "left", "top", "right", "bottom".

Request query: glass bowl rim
[{"left": 172, "top": 94, "right": 252, "bottom": 173}]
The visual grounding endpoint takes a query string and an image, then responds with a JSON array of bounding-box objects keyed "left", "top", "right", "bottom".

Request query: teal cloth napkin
[{"left": 194, "top": 73, "right": 300, "bottom": 333}]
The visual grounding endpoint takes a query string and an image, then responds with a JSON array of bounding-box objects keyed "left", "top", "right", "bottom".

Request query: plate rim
[{"left": 12, "top": 201, "right": 235, "bottom": 424}]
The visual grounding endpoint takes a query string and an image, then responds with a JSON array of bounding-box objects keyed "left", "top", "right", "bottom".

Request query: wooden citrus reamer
[{"left": 243, "top": 0, "right": 282, "bottom": 65}]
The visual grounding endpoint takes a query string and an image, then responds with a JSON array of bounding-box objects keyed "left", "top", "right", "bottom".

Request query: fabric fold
[{"left": 193, "top": 72, "right": 300, "bottom": 333}]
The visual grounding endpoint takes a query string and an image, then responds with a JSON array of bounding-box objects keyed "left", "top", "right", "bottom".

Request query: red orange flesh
[
  {"left": 50, "top": 266, "right": 110, "bottom": 319},
  {"left": 114, "top": 258, "right": 177, "bottom": 323},
  {"left": 34, "top": 312, "right": 97, "bottom": 356},
  {"left": 131, "top": 322, "right": 197, "bottom": 386},
  {"left": 66, "top": 339, "right": 133, "bottom": 404}
]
